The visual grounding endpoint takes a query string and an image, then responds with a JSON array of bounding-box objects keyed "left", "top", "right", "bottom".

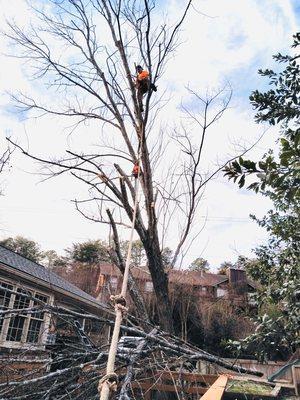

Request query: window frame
[
  {"left": 0, "top": 279, "right": 52, "bottom": 349},
  {"left": 0, "top": 281, "right": 14, "bottom": 333}
]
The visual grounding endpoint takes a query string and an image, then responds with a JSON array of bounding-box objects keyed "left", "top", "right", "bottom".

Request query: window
[
  {"left": 6, "top": 315, "right": 26, "bottom": 342},
  {"left": 6, "top": 288, "right": 31, "bottom": 342},
  {"left": 14, "top": 288, "right": 31, "bottom": 309},
  {"left": 27, "top": 319, "right": 43, "bottom": 343},
  {"left": 26, "top": 294, "right": 48, "bottom": 343},
  {"left": 0, "top": 282, "right": 13, "bottom": 334},
  {"left": 145, "top": 281, "right": 153, "bottom": 292},
  {"left": 216, "top": 287, "right": 227, "bottom": 298},
  {"left": 0, "top": 280, "right": 49, "bottom": 347},
  {"left": 110, "top": 277, "right": 118, "bottom": 291}
]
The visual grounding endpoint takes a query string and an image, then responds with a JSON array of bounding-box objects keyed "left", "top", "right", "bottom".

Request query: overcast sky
[{"left": 0, "top": 0, "right": 298, "bottom": 270}]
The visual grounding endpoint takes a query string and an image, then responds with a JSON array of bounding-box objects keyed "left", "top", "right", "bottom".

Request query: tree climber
[
  {"left": 135, "top": 65, "right": 157, "bottom": 112},
  {"left": 132, "top": 162, "right": 140, "bottom": 178}
]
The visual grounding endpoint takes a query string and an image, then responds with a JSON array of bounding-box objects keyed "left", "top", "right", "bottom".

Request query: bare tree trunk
[
  {"left": 142, "top": 236, "right": 174, "bottom": 333},
  {"left": 106, "top": 208, "right": 151, "bottom": 328}
]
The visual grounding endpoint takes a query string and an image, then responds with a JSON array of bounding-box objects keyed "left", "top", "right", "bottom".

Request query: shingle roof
[
  {"left": 98, "top": 263, "right": 150, "bottom": 280},
  {"left": 168, "top": 270, "right": 228, "bottom": 286},
  {"left": 99, "top": 263, "right": 229, "bottom": 287},
  {"left": 0, "top": 245, "right": 107, "bottom": 310}
]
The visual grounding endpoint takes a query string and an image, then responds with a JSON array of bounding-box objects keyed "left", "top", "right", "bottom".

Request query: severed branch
[
  {"left": 118, "top": 327, "right": 158, "bottom": 400},
  {"left": 0, "top": 286, "right": 263, "bottom": 381}
]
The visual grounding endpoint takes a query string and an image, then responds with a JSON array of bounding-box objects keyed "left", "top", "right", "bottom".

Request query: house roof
[
  {"left": 168, "top": 270, "right": 228, "bottom": 287},
  {"left": 0, "top": 245, "right": 108, "bottom": 311},
  {"left": 99, "top": 263, "right": 229, "bottom": 287},
  {"left": 96, "top": 263, "right": 257, "bottom": 290},
  {"left": 98, "top": 263, "right": 150, "bottom": 280}
]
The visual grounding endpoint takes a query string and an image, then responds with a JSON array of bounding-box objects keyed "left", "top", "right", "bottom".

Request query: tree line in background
[
  {"left": 0, "top": 234, "right": 246, "bottom": 273},
  {"left": 0, "top": 235, "right": 215, "bottom": 273}
]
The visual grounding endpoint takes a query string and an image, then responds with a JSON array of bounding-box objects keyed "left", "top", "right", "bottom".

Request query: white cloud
[{"left": 166, "top": 0, "right": 296, "bottom": 90}]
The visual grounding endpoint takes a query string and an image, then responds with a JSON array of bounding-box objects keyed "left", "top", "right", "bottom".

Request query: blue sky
[{"left": 0, "top": 0, "right": 298, "bottom": 269}]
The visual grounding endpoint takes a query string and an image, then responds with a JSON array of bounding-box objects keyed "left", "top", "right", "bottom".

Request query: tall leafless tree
[{"left": 4, "top": 0, "right": 250, "bottom": 333}]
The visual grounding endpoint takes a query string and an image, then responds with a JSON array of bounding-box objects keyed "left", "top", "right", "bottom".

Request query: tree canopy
[
  {"left": 224, "top": 33, "right": 300, "bottom": 202},
  {"left": 67, "top": 240, "right": 110, "bottom": 264},
  {"left": 188, "top": 257, "right": 210, "bottom": 272},
  {"left": 0, "top": 236, "right": 42, "bottom": 263},
  {"left": 217, "top": 261, "right": 233, "bottom": 275}
]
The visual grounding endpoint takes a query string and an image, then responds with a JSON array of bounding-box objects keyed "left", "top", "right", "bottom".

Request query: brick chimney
[{"left": 227, "top": 267, "right": 246, "bottom": 285}]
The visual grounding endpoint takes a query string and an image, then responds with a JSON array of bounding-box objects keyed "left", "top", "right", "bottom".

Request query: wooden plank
[
  {"left": 118, "top": 369, "right": 218, "bottom": 385},
  {"left": 270, "top": 384, "right": 282, "bottom": 397},
  {"left": 200, "top": 375, "right": 228, "bottom": 400},
  {"left": 129, "top": 371, "right": 220, "bottom": 398},
  {"left": 131, "top": 381, "right": 207, "bottom": 395},
  {"left": 292, "top": 365, "right": 300, "bottom": 396}
]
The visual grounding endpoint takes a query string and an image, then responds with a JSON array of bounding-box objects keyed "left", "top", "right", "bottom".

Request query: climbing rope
[{"left": 99, "top": 127, "right": 143, "bottom": 400}]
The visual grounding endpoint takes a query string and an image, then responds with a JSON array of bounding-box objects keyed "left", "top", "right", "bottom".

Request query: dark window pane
[
  {"left": 33, "top": 294, "right": 48, "bottom": 320},
  {"left": 0, "top": 282, "right": 13, "bottom": 334},
  {"left": 34, "top": 294, "right": 48, "bottom": 304},
  {"left": 6, "top": 316, "right": 26, "bottom": 342},
  {"left": 0, "top": 282, "right": 13, "bottom": 307},
  {"left": 14, "top": 289, "right": 31, "bottom": 310},
  {"left": 27, "top": 319, "right": 42, "bottom": 343}
]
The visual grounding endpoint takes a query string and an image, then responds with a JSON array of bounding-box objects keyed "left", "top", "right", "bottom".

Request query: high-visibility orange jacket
[
  {"left": 132, "top": 164, "right": 140, "bottom": 177},
  {"left": 137, "top": 70, "right": 149, "bottom": 81}
]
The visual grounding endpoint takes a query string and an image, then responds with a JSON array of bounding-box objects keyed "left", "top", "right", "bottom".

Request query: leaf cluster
[{"left": 224, "top": 32, "right": 300, "bottom": 202}]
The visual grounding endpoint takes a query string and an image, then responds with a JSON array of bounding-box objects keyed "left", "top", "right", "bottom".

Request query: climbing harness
[{"left": 134, "top": 64, "right": 157, "bottom": 112}]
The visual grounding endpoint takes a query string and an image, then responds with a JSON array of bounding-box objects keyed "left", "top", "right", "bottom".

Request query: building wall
[
  {"left": 0, "top": 348, "right": 51, "bottom": 383},
  {"left": 0, "top": 273, "right": 54, "bottom": 351},
  {"left": 0, "top": 270, "right": 109, "bottom": 382}
]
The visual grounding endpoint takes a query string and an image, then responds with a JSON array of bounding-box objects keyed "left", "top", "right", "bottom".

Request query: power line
[
  {"left": 2, "top": 206, "right": 252, "bottom": 222},
  {"left": 198, "top": 215, "right": 251, "bottom": 222}
]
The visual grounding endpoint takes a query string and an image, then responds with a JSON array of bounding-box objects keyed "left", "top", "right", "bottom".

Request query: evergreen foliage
[
  {"left": 0, "top": 236, "right": 42, "bottom": 263},
  {"left": 66, "top": 240, "right": 110, "bottom": 264},
  {"left": 225, "top": 33, "right": 300, "bottom": 361},
  {"left": 189, "top": 257, "right": 210, "bottom": 272}
]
